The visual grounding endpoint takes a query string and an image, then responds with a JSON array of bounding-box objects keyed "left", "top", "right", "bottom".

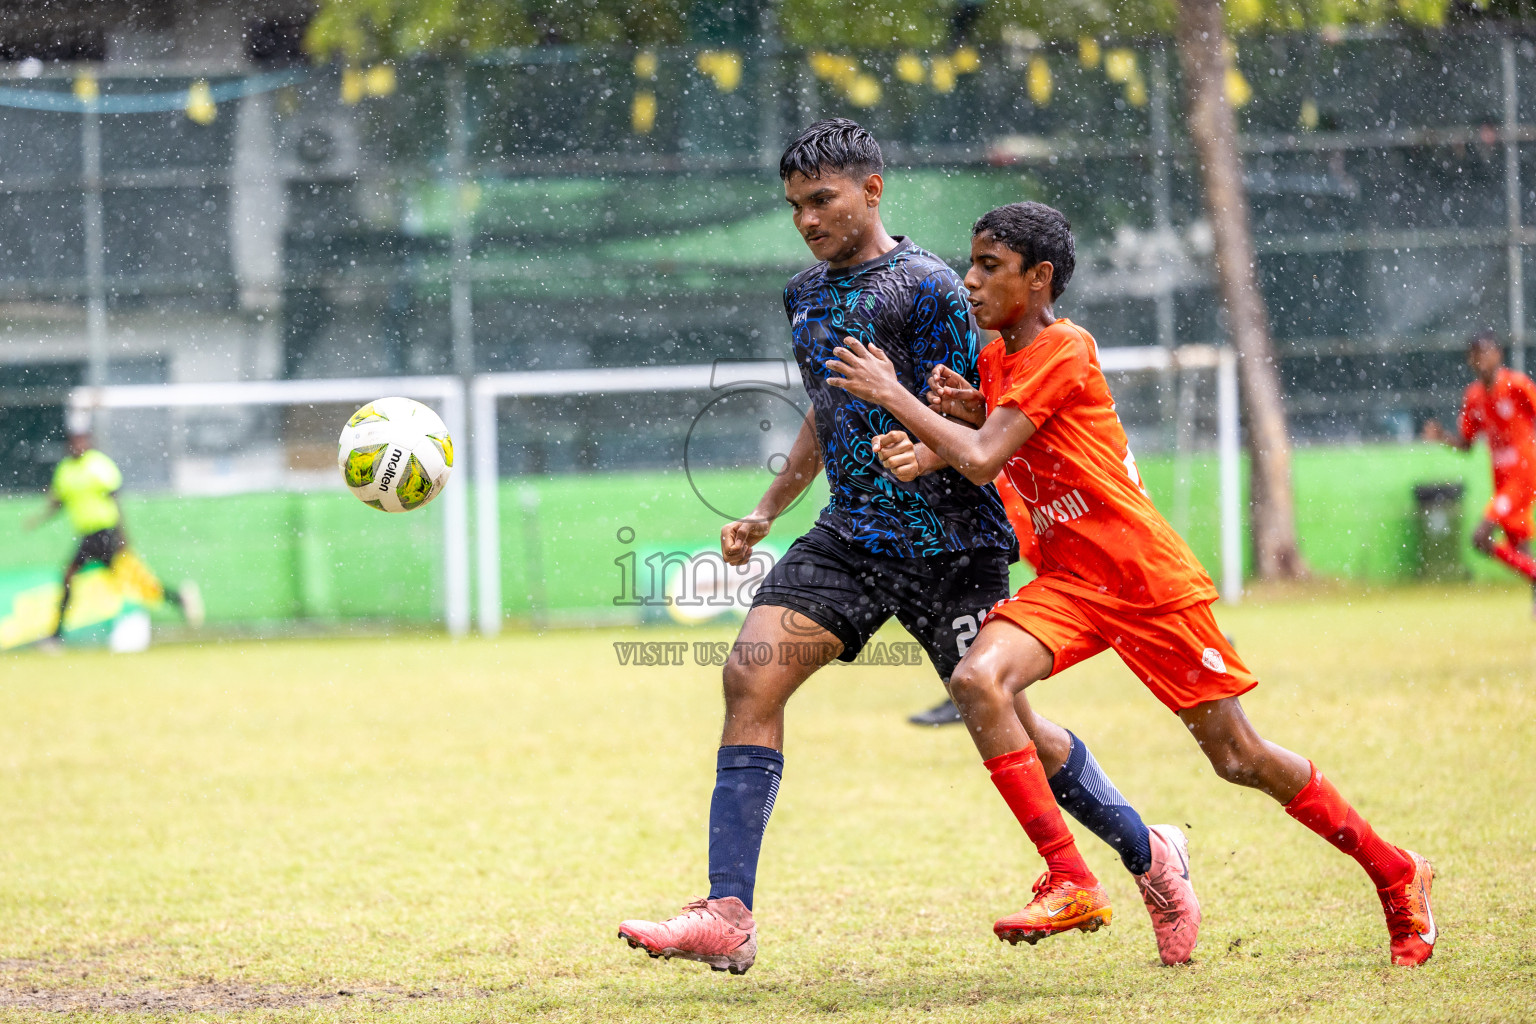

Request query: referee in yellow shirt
[{"left": 27, "top": 430, "right": 203, "bottom": 646}]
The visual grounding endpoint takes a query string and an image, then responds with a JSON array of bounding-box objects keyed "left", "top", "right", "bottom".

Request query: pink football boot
[
  {"left": 1135, "top": 824, "right": 1201, "bottom": 964},
  {"left": 618, "top": 897, "right": 757, "bottom": 975}
]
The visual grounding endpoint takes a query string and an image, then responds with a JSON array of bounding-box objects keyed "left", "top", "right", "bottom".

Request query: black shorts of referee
[{"left": 68, "top": 526, "right": 127, "bottom": 571}]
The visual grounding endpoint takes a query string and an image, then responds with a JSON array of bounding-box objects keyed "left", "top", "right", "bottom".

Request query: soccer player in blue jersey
[{"left": 616, "top": 120, "right": 1201, "bottom": 972}]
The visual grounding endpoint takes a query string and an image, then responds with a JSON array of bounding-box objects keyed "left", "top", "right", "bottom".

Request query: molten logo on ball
[{"left": 337, "top": 396, "right": 453, "bottom": 513}]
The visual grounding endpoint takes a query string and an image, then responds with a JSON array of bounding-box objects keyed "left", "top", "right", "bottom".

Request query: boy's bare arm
[
  {"left": 721, "top": 409, "right": 821, "bottom": 564},
  {"left": 1421, "top": 418, "right": 1470, "bottom": 451},
  {"left": 826, "top": 339, "right": 1034, "bottom": 486}
]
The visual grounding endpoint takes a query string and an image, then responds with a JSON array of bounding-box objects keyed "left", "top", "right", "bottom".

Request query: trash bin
[{"left": 1412, "top": 482, "right": 1467, "bottom": 580}]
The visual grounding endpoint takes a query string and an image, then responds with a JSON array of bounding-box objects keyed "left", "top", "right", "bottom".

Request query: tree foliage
[
  {"left": 305, "top": 0, "right": 691, "bottom": 62},
  {"left": 306, "top": 0, "right": 1472, "bottom": 61}
]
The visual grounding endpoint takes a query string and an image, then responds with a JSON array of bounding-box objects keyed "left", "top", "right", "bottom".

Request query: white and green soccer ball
[{"left": 337, "top": 397, "right": 454, "bottom": 513}]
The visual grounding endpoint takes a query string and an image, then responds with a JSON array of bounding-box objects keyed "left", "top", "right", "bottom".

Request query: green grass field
[{"left": 1, "top": 586, "right": 1534, "bottom": 1022}]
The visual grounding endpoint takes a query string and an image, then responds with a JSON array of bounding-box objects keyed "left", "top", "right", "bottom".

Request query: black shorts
[
  {"left": 69, "top": 527, "right": 125, "bottom": 571},
  {"left": 751, "top": 525, "right": 1011, "bottom": 680}
]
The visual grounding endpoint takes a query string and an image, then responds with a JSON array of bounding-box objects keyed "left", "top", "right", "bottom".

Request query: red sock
[
  {"left": 1491, "top": 542, "right": 1536, "bottom": 582},
  {"left": 1284, "top": 763, "right": 1413, "bottom": 889},
  {"left": 984, "top": 745, "right": 1097, "bottom": 885}
]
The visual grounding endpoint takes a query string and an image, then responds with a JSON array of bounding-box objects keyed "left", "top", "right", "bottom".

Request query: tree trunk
[{"left": 1174, "top": 0, "right": 1305, "bottom": 579}]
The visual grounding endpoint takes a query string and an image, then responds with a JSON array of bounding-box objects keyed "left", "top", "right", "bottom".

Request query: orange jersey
[
  {"left": 977, "top": 319, "right": 1216, "bottom": 613},
  {"left": 993, "top": 473, "right": 1043, "bottom": 571},
  {"left": 1458, "top": 367, "right": 1536, "bottom": 486}
]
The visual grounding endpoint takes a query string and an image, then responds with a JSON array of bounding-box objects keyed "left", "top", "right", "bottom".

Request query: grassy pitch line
[{"left": 0, "top": 586, "right": 1532, "bottom": 1021}]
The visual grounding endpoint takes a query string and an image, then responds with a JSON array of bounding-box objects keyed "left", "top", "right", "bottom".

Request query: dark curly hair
[
  {"left": 972, "top": 202, "right": 1075, "bottom": 301},
  {"left": 1467, "top": 328, "right": 1502, "bottom": 354},
  {"left": 779, "top": 118, "right": 883, "bottom": 182}
]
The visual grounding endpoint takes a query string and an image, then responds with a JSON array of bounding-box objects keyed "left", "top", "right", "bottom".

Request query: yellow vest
[{"left": 51, "top": 449, "right": 123, "bottom": 534}]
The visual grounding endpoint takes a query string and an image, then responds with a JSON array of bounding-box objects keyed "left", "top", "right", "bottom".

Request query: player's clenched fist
[
  {"left": 721, "top": 516, "right": 771, "bottom": 565},
  {"left": 928, "top": 364, "right": 986, "bottom": 426},
  {"left": 872, "top": 430, "right": 921, "bottom": 482}
]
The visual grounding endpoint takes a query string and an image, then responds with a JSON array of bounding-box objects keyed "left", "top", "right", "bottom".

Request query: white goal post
[
  {"left": 1098, "top": 343, "right": 1243, "bottom": 605},
  {"left": 469, "top": 362, "right": 791, "bottom": 637},
  {"left": 471, "top": 347, "right": 1242, "bottom": 636},
  {"left": 68, "top": 375, "right": 472, "bottom": 637}
]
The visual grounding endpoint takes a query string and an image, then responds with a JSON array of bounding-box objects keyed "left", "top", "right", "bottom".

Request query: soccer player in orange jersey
[
  {"left": 909, "top": 372, "right": 1040, "bottom": 726},
  {"left": 617, "top": 123, "right": 1201, "bottom": 975},
  {"left": 1422, "top": 330, "right": 1536, "bottom": 596},
  {"left": 827, "top": 201, "right": 1437, "bottom": 967}
]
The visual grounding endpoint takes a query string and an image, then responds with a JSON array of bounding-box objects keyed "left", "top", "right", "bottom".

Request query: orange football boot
[
  {"left": 994, "top": 872, "right": 1113, "bottom": 945},
  {"left": 1379, "top": 850, "right": 1436, "bottom": 967}
]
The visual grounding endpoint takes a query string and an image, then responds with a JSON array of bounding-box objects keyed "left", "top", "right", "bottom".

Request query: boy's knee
[
  {"left": 949, "top": 653, "right": 1044, "bottom": 707},
  {"left": 1202, "top": 735, "right": 1267, "bottom": 788},
  {"left": 721, "top": 659, "right": 760, "bottom": 708},
  {"left": 946, "top": 659, "right": 996, "bottom": 707}
]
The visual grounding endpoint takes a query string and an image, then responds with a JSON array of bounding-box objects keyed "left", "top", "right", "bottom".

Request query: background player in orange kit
[
  {"left": 831, "top": 201, "right": 1438, "bottom": 967},
  {"left": 1422, "top": 330, "right": 1536, "bottom": 597}
]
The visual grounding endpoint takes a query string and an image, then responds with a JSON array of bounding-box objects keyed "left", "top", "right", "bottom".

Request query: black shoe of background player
[{"left": 908, "top": 698, "right": 963, "bottom": 726}]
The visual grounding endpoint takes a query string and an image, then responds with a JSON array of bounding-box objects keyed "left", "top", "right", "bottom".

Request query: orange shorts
[
  {"left": 1487, "top": 477, "right": 1536, "bottom": 546},
  {"left": 986, "top": 580, "right": 1258, "bottom": 713}
]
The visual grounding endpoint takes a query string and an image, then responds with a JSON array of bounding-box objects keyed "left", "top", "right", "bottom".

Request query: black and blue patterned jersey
[{"left": 782, "top": 236, "right": 1016, "bottom": 559}]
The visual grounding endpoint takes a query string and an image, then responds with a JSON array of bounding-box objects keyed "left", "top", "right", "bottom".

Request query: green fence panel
[
  {"left": 496, "top": 468, "right": 829, "bottom": 618},
  {"left": 1291, "top": 445, "right": 1496, "bottom": 582},
  {"left": 0, "top": 442, "right": 1511, "bottom": 631}
]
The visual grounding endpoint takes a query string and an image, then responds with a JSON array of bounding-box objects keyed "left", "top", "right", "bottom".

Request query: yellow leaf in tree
[
  {"left": 341, "top": 67, "right": 365, "bottom": 105},
  {"left": 696, "top": 50, "right": 742, "bottom": 93},
  {"left": 1227, "top": 0, "right": 1264, "bottom": 31},
  {"left": 952, "top": 46, "right": 981, "bottom": 74},
  {"left": 1398, "top": 0, "right": 1450, "bottom": 25},
  {"left": 847, "top": 74, "right": 881, "bottom": 108},
  {"left": 1225, "top": 66, "right": 1253, "bottom": 107},
  {"left": 632, "top": 90, "right": 657, "bottom": 133},
  {"left": 185, "top": 79, "right": 217, "bottom": 124},
  {"left": 895, "top": 52, "right": 925, "bottom": 84},
  {"left": 1124, "top": 75, "right": 1149, "bottom": 108},
  {"left": 1078, "top": 37, "right": 1101, "bottom": 68},
  {"left": 930, "top": 57, "right": 956, "bottom": 93},
  {"left": 1104, "top": 49, "right": 1137, "bottom": 84},
  {"left": 810, "top": 52, "right": 859, "bottom": 88},
  {"left": 364, "top": 63, "right": 396, "bottom": 98},
  {"left": 1027, "top": 55, "right": 1053, "bottom": 106},
  {"left": 634, "top": 51, "right": 658, "bottom": 80}
]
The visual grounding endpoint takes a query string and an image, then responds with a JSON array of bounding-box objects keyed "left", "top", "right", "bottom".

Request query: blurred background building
[
  {"left": 3, "top": 2, "right": 1532, "bottom": 489},
  {"left": 0, "top": 1, "right": 1531, "bottom": 627}
]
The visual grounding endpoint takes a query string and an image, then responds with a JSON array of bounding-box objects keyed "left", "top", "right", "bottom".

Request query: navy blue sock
[
  {"left": 1048, "top": 731, "right": 1153, "bottom": 876},
  {"left": 706, "top": 744, "right": 783, "bottom": 910}
]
